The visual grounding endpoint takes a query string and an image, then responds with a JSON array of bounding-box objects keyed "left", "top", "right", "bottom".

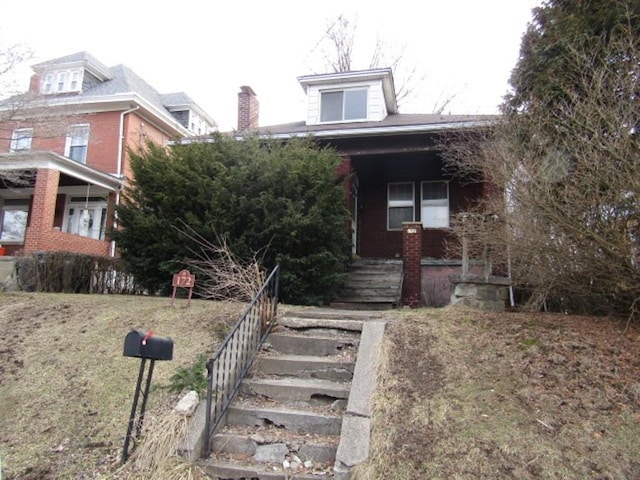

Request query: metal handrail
[{"left": 203, "top": 264, "right": 280, "bottom": 457}]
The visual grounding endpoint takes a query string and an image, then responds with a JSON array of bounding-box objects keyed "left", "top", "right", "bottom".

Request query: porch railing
[{"left": 203, "top": 264, "right": 280, "bottom": 457}]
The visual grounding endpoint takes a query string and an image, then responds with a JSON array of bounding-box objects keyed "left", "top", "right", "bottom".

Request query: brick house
[
  {"left": 239, "top": 68, "right": 497, "bottom": 307},
  {"left": 0, "top": 52, "right": 215, "bottom": 257}
]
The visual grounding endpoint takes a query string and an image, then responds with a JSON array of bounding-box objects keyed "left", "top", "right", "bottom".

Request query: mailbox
[{"left": 123, "top": 330, "right": 173, "bottom": 361}]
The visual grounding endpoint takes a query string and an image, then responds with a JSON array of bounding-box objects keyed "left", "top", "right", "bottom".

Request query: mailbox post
[{"left": 121, "top": 330, "right": 173, "bottom": 463}]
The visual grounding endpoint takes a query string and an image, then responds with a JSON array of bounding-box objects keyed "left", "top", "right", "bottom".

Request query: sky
[{"left": 0, "top": 0, "right": 541, "bottom": 131}]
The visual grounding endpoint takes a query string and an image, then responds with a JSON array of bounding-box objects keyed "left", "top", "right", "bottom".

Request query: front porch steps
[
  {"left": 197, "top": 308, "right": 387, "bottom": 479},
  {"left": 332, "top": 259, "right": 403, "bottom": 310}
]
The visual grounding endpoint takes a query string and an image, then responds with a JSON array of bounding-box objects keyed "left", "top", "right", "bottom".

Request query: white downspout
[{"left": 110, "top": 106, "right": 139, "bottom": 257}]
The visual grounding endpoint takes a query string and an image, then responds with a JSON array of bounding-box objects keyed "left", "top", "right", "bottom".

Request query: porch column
[
  {"left": 402, "top": 222, "right": 423, "bottom": 308},
  {"left": 24, "top": 168, "right": 60, "bottom": 252}
]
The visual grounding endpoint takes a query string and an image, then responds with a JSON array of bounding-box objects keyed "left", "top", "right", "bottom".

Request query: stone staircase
[
  {"left": 198, "top": 308, "right": 386, "bottom": 479},
  {"left": 331, "top": 259, "right": 403, "bottom": 310}
]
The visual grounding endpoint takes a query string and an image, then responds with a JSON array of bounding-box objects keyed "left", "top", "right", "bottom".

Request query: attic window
[
  {"left": 320, "top": 88, "right": 367, "bottom": 122},
  {"left": 41, "top": 68, "right": 83, "bottom": 94}
]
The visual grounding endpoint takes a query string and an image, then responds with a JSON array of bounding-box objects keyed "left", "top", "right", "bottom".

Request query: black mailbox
[{"left": 123, "top": 330, "right": 173, "bottom": 361}]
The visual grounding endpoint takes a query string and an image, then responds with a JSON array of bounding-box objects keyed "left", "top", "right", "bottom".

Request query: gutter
[
  {"left": 260, "top": 119, "right": 497, "bottom": 140},
  {"left": 111, "top": 106, "right": 139, "bottom": 257}
]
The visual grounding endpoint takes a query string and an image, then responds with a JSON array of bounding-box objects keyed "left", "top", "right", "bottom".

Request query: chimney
[{"left": 237, "top": 85, "right": 259, "bottom": 132}]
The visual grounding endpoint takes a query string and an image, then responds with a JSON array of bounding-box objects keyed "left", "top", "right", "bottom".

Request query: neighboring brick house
[
  {"left": 0, "top": 52, "right": 215, "bottom": 257},
  {"left": 239, "top": 68, "right": 497, "bottom": 306}
]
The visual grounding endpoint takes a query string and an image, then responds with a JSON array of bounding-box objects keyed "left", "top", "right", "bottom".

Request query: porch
[{"left": 0, "top": 151, "right": 123, "bottom": 257}]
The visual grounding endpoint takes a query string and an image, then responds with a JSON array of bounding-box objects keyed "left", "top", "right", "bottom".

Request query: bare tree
[
  {"left": 308, "top": 13, "right": 452, "bottom": 112},
  {"left": 443, "top": 30, "right": 640, "bottom": 318}
]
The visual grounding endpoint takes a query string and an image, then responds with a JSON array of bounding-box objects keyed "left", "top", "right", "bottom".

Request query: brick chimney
[{"left": 237, "top": 85, "right": 259, "bottom": 132}]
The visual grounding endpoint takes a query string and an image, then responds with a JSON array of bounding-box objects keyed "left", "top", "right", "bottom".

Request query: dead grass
[
  {"left": 0, "top": 292, "right": 242, "bottom": 480},
  {"left": 358, "top": 306, "right": 640, "bottom": 480}
]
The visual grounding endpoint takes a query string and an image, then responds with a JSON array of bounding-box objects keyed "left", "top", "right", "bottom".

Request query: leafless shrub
[
  {"left": 178, "top": 223, "right": 268, "bottom": 302},
  {"left": 442, "top": 29, "right": 640, "bottom": 317}
]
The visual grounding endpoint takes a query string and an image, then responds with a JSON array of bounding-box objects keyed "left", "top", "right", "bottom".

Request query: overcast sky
[{"left": 1, "top": 0, "right": 540, "bottom": 131}]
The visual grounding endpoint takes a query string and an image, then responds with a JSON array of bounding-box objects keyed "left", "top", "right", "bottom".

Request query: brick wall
[{"left": 402, "top": 222, "right": 423, "bottom": 308}]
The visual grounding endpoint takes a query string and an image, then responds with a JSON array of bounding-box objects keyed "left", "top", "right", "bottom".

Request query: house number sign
[{"left": 171, "top": 269, "right": 196, "bottom": 307}]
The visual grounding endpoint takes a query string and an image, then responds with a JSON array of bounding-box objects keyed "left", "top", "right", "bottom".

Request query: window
[
  {"left": 10, "top": 128, "right": 33, "bottom": 152},
  {"left": 41, "top": 69, "right": 83, "bottom": 94},
  {"left": 0, "top": 199, "right": 30, "bottom": 242},
  {"left": 388, "top": 182, "right": 414, "bottom": 230},
  {"left": 42, "top": 73, "right": 54, "bottom": 94},
  {"left": 421, "top": 181, "right": 449, "bottom": 228},
  {"left": 64, "top": 196, "right": 108, "bottom": 240},
  {"left": 65, "top": 124, "right": 90, "bottom": 163},
  {"left": 320, "top": 88, "right": 368, "bottom": 122}
]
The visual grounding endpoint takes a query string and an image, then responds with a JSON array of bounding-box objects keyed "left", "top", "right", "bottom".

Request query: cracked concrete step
[
  {"left": 281, "top": 308, "right": 386, "bottom": 321},
  {"left": 200, "top": 459, "right": 333, "bottom": 480},
  {"left": 254, "top": 354, "right": 355, "bottom": 381},
  {"left": 240, "top": 377, "right": 350, "bottom": 404},
  {"left": 278, "top": 316, "right": 364, "bottom": 331},
  {"left": 265, "top": 332, "right": 359, "bottom": 356},
  {"left": 225, "top": 405, "right": 342, "bottom": 436}
]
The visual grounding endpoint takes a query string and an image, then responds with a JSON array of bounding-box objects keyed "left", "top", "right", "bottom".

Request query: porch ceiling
[{"left": 0, "top": 151, "right": 123, "bottom": 191}]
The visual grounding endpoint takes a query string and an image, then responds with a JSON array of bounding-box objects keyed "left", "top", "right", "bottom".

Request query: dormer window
[
  {"left": 41, "top": 68, "right": 83, "bottom": 94},
  {"left": 320, "top": 88, "right": 368, "bottom": 122}
]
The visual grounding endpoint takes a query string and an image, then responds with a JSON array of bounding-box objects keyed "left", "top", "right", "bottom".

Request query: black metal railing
[{"left": 203, "top": 264, "right": 280, "bottom": 456}]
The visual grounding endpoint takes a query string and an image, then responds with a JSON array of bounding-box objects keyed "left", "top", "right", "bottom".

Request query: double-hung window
[
  {"left": 65, "top": 124, "right": 90, "bottom": 163},
  {"left": 64, "top": 196, "right": 108, "bottom": 240},
  {"left": 421, "top": 181, "right": 450, "bottom": 228},
  {"left": 10, "top": 128, "right": 33, "bottom": 152},
  {"left": 0, "top": 199, "right": 30, "bottom": 242},
  {"left": 320, "top": 88, "right": 368, "bottom": 122},
  {"left": 388, "top": 182, "right": 415, "bottom": 230}
]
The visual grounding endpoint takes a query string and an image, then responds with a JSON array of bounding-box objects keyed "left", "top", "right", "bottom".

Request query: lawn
[
  {"left": 1, "top": 293, "right": 639, "bottom": 479},
  {"left": 361, "top": 307, "right": 640, "bottom": 479},
  {"left": 0, "top": 292, "right": 242, "bottom": 480}
]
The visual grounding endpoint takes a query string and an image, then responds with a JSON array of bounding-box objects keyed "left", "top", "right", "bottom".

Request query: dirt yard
[
  {"left": 0, "top": 292, "right": 241, "bottom": 480},
  {"left": 361, "top": 307, "right": 640, "bottom": 479}
]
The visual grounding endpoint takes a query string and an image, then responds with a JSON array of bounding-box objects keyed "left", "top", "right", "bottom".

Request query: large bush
[{"left": 112, "top": 134, "right": 351, "bottom": 305}]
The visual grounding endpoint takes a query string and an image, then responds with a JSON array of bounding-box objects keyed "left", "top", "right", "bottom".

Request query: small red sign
[
  {"left": 171, "top": 269, "right": 195, "bottom": 307},
  {"left": 173, "top": 269, "right": 195, "bottom": 288}
]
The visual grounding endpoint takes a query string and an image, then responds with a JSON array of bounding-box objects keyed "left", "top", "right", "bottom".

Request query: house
[
  {"left": 238, "top": 68, "right": 497, "bottom": 307},
  {"left": 0, "top": 52, "right": 216, "bottom": 257}
]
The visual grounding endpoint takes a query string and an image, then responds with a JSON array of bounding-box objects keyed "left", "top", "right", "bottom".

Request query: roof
[
  {"left": 1, "top": 52, "right": 216, "bottom": 135},
  {"left": 254, "top": 113, "right": 499, "bottom": 139}
]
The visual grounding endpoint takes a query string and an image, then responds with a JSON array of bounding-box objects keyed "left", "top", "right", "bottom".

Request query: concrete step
[
  {"left": 254, "top": 354, "right": 355, "bottom": 381},
  {"left": 211, "top": 429, "right": 338, "bottom": 464},
  {"left": 200, "top": 458, "right": 333, "bottom": 479},
  {"left": 225, "top": 405, "right": 342, "bottom": 436},
  {"left": 329, "top": 301, "right": 396, "bottom": 311},
  {"left": 278, "top": 316, "right": 364, "bottom": 332},
  {"left": 281, "top": 308, "right": 386, "bottom": 321},
  {"left": 240, "top": 377, "right": 350, "bottom": 404},
  {"left": 265, "top": 332, "right": 358, "bottom": 356}
]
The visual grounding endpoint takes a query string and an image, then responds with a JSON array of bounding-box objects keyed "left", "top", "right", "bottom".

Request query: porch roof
[
  {"left": 0, "top": 151, "right": 123, "bottom": 191},
  {"left": 254, "top": 113, "right": 499, "bottom": 139}
]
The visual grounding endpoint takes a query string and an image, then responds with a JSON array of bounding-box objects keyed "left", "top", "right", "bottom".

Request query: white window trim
[
  {"left": 421, "top": 180, "right": 450, "bottom": 228},
  {"left": 10, "top": 128, "right": 33, "bottom": 152},
  {"left": 64, "top": 124, "right": 90, "bottom": 163},
  {"left": 320, "top": 88, "right": 368, "bottom": 123},
  {"left": 387, "top": 182, "right": 415, "bottom": 231}
]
